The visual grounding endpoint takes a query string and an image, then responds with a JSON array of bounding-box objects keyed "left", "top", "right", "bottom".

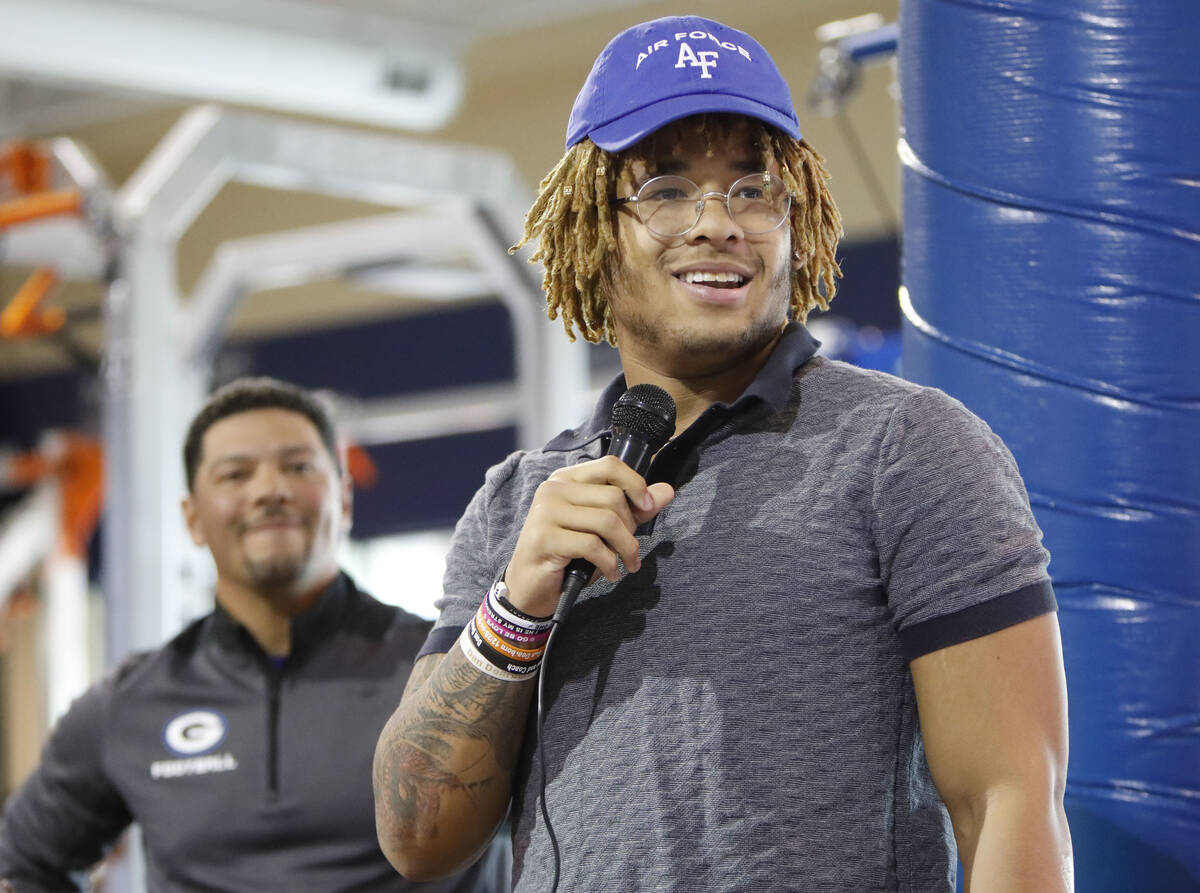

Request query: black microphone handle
[{"left": 552, "top": 428, "right": 656, "bottom": 624}]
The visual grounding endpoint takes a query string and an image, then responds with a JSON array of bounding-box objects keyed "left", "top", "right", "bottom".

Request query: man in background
[{"left": 0, "top": 377, "right": 509, "bottom": 891}]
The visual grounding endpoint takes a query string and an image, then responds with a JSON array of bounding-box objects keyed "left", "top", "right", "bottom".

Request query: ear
[
  {"left": 792, "top": 246, "right": 805, "bottom": 272},
  {"left": 181, "top": 495, "right": 206, "bottom": 546},
  {"left": 339, "top": 471, "right": 354, "bottom": 536}
]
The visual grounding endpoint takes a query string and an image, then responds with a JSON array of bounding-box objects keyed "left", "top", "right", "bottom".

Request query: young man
[
  {"left": 374, "top": 16, "right": 1072, "bottom": 893},
  {"left": 0, "top": 378, "right": 508, "bottom": 892}
]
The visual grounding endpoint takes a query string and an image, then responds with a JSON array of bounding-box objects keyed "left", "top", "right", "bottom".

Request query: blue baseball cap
[{"left": 566, "top": 15, "right": 801, "bottom": 152}]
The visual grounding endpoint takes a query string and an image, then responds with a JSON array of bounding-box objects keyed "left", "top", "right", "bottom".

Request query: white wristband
[{"left": 458, "top": 624, "right": 539, "bottom": 683}]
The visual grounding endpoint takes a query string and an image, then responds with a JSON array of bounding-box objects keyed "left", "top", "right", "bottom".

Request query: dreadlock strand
[
  {"left": 560, "top": 140, "right": 618, "bottom": 343},
  {"left": 516, "top": 146, "right": 592, "bottom": 341},
  {"left": 787, "top": 138, "right": 844, "bottom": 319},
  {"left": 805, "top": 139, "right": 844, "bottom": 311},
  {"left": 554, "top": 144, "right": 597, "bottom": 342}
]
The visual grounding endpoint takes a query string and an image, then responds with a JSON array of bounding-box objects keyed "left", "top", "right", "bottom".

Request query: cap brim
[{"left": 585, "top": 93, "right": 801, "bottom": 152}]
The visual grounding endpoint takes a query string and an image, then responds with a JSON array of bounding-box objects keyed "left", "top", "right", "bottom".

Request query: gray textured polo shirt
[{"left": 423, "top": 323, "right": 1055, "bottom": 892}]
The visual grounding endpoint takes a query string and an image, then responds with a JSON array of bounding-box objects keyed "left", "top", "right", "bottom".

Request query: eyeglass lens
[{"left": 634, "top": 173, "right": 791, "bottom": 237}]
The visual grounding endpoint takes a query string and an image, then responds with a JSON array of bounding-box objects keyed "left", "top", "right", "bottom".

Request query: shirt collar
[
  {"left": 545, "top": 321, "right": 820, "bottom": 452},
  {"left": 209, "top": 572, "right": 353, "bottom": 661}
]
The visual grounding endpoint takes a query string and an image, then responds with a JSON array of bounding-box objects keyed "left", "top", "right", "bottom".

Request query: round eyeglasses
[{"left": 614, "top": 172, "right": 793, "bottom": 239}]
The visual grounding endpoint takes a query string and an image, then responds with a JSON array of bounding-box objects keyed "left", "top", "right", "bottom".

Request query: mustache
[{"left": 237, "top": 506, "right": 305, "bottom": 533}]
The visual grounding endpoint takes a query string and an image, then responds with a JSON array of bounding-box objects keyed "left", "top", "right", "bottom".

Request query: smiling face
[
  {"left": 605, "top": 116, "right": 799, "bottom": 378},
  {"left": 182, "top": 408, "right": 349, "bottom": 608}
]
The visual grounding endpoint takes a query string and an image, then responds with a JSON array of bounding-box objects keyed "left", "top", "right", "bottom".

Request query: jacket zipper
[{"left": 266, "top": 665, "right": 282, "bottom": 796}]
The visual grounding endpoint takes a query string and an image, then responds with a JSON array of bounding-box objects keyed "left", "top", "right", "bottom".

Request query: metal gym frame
[{"left": 103, "top": 104, "right": 588, "bottom": 662}]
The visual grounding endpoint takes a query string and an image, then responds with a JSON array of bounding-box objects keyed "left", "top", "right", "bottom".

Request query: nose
[
  {"left": 249, "top": 462, "right": 292, "bottom": 504},
  {"left": 687, "top": 191, "right": 743, "bottom": 243}
]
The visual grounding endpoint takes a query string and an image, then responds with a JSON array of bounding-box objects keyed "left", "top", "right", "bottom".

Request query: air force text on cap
[{"left": 635, "top": 29, "right": 755, "bottom": 72}]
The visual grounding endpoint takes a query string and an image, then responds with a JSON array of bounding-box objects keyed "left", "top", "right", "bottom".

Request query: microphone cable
[
  {"left": 535, "top": 620, "right": 563, "bottom": 893},
  {"left": 528, "top": 384, "right": 675, "bottom": 893}
]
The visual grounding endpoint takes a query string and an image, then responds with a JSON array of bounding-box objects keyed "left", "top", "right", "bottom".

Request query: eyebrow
[
  {"left": 207, "top": 444, "right": 318, "bottom": 468},
  {"left": 649, "top": 157, "right": 761, "bottom": 176}
]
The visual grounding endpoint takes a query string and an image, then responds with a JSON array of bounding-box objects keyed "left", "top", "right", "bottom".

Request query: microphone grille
[{"left": 611, "top": 383, "right": 677, "bottom": 451}]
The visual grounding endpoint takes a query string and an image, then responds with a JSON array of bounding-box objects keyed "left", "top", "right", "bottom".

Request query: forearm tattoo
[{"left": 375, "top": 649, "right": 532, "bottom": 842}]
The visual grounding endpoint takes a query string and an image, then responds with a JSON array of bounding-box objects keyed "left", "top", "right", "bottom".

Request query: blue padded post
[{"left": 897, "top": 1, "right": 1200, "bottom": 889}]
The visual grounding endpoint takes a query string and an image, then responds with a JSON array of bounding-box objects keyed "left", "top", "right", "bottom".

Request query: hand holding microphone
[{"left": 504, "top": 384, "right": 678, "bottom": 624}]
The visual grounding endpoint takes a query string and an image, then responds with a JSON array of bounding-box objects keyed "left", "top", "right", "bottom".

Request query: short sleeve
[
  {"left": 418, "top": 451, "right": 527, "bottom": 658},
  {"left": 872, "top": 387, "right": 1055, "bottom": 659}
]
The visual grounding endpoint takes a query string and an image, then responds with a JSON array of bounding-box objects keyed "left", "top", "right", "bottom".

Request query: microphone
[{"left": 552, "top": 383, "right": 677, "bottom": 624}]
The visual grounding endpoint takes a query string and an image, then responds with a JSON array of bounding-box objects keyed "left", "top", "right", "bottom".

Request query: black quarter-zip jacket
[{"left": 0, "top": 573, "right": 509, "bottom": 892}]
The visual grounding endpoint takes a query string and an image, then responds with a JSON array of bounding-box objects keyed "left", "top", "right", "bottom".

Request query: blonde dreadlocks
[{"left": 511, "top": 115, "right": 843, "bottom": 345}]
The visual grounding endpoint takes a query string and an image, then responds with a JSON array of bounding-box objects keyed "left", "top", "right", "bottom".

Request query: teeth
[{"left": 679, "top": 271, "right": 746, "bottom": 285}]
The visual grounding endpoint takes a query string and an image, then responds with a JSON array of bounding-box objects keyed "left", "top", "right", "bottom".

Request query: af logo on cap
[
  {"left": 162, "top": 709, "right": 227, "bottom": 756},
  {"left": 674, "top": 42, "right": 720, "bottom": 79},
  {"left": 565, "top": 15, "right": 801, "bottom": 152}
]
